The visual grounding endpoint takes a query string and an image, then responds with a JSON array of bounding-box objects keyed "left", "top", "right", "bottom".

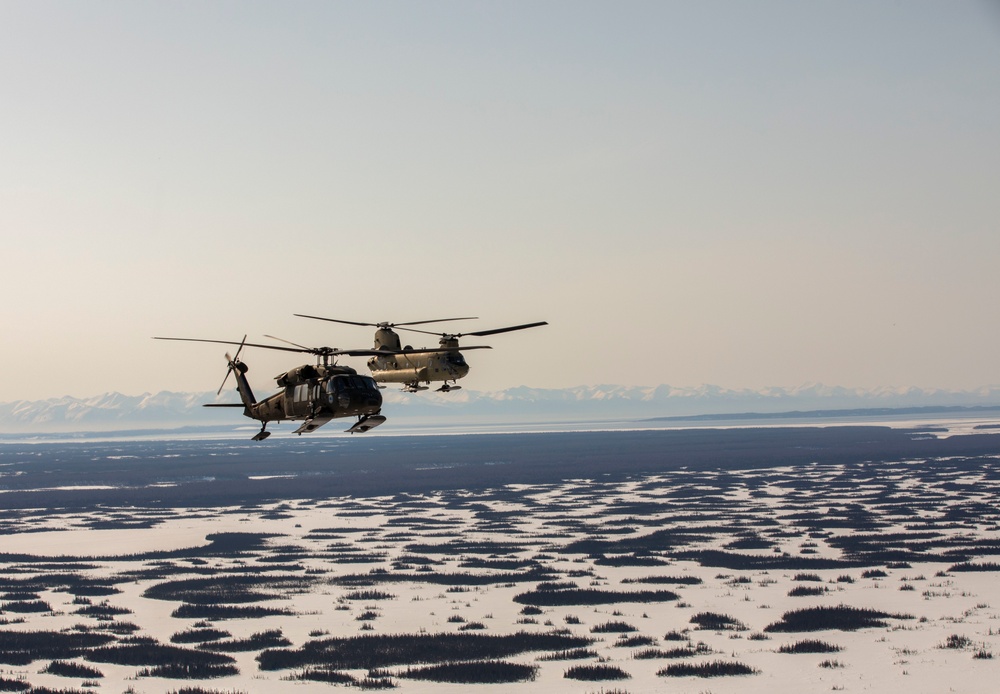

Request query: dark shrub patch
[
  {"left": 171, "top": 628, "right": 232, "bottom": 644},
  {"left": 594, "top": 554, "right": 667, "bottom": 567},
  {"left": 138, "top": 663, "right": 240, "bottom": 679},
  {"left": 615, "top": 635, "right": 656, "bottom": 647},
  {"left": 1, "top": 600, "right": 51, "bottom": 613},
  {"left": 675, "top": 550, "right": 862, "bottom": 571},
  {"left": 538, "top": 649, "right": 597, "bottom": 661},
  {"left": 941, "top": 634, "right": 974, "bottom": 649},
  {"left": 591, "top": 621, "right": 636, "bottom": 634},
  {"left": 73, "top": 601, "right": 132, "bottom": 618},
  {"left": 66, "top": 584, "right": 121, "bottom": 597},
  {"left": 777, "top": 639, "right": 843, "bottom": 654},
  {"left": 402, "top": 660, "right": 537, "bottom": 683},
  {"left": 788, "top": 585, "right": 827, "bottom": 597},
  {"left": 658, "top": 660, "right": 758, "bottom": 677},
  {"left": 42, "top": 660, "right": 104, "bottom": 678},
  {"left": 535, "top": 581, "right": 578, "bottom": 591},
  {"left": 0, "top": 630, "right": 114, "bottom": 665},
  {"left": 344, "top": 590, "right": 395, "bottom": 601},
  {"left": 1, "top": 592, "right": 38, "bottom": 601},
  {"left": 289, "top": 668, "right": 356, "bottom": 683},
  {"left": 793, "top": 573, "right": 823, "bottom": 582},
  {"left": 199, "top": 630, "right": 291, "bottom": 652},
  {"left": 861, "top": 569, "right": 888, "bottom": 578},
  {"left": 622, "top": 575, "right": 702, "bottom": 585},
  {"left": 356, "top": 675, "right": 397, "bottom": 689},
  {"left": 634, "top": 646, "right": 703, "bottom": 659},
  {"left": 257, "top": 631, "right": 592, "bottom": 670},
  {"left": 564, "top": 664, "right": 630, "bottom": 681},
  {"left": 765, "top": 605, "right": 912, "bottom": 633},
  {"left": 949, "top": 562, "right": 1000, "bottom": 572},
  {"left": 171, "top": 604, "right": 294, "bottom": 620},
  {"left": 144, "top": 575, "right": 310, "bottom": 604},
  {"left": 690, "top": 612, "right": 748, "bottom": 631},
  {"left": 86, "top": 639, "right": 236, "bottom": 668},
  {"left": 0, "top": 679, "right": 28, "bottom": 692},
  {"left": 513, "top": 588, "right": 678, "bottom": 607}
]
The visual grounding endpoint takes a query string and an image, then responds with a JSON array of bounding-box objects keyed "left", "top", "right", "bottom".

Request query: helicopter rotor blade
[
  {"left": 464, "top": 321, "right": 548, "bottom": 337},
  {"left": 153, "top": 336, "right": 458, "bottom": 360},
  {"left": 232, "top": 334, "right": 248, "bottom": 362},
  {"left": 393, "top": 317, "right": 478, "bottom": 327},
  {"left": 294, "top": 314, "right": 479, "bottom": 329},
  {"left": 155, "top": 336, "right": 309, "bottom": 354},
  {"left": 395, "top": 321, "right": 548, "bottom": 339},
  {"left": 293, "top": 315, "right": 378, "bottom": 327},
  {"left": 263, "top": 334, "right": 311, "bottom": 350}
]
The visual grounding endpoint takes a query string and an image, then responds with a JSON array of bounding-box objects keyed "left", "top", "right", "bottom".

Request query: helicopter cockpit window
[{"left": 447, "top": 352, "right": 467, "bottom": 366}]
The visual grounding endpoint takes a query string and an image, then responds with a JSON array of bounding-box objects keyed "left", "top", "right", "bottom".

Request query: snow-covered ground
[{"left": 3, "top": 452, "right": 1000, "bottom": 693}]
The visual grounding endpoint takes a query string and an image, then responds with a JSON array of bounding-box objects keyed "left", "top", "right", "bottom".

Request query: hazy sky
[{"left": 3, "top": 1, "right": 999, "bottom": 401}]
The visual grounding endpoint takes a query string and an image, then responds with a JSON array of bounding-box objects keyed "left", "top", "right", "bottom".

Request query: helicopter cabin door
[{"left": 286, "top": 383, "right": 319, "bottom": 418}]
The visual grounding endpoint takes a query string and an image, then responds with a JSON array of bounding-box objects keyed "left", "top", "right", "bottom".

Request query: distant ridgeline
[{"left": 1, "top": 384, "right": 999, "bottom": 433}]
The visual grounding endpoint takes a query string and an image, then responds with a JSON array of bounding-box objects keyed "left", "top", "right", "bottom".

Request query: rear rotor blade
[
  {"left": 465, "top": 321, "right": 548, "bottom": 337},
  {"left": 395, "top": 321, "right": 548, "bottom": 338},
  {"left": 394, "top": 317, "right": 478, "bottom": 327}
]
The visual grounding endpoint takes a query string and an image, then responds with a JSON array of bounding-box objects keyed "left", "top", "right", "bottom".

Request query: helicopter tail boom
[{"left": 222, "top": 355, "right": 259, "bottom": 417}]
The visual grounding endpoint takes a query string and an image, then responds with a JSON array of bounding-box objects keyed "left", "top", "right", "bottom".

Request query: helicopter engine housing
[
  {"left": 275, "top": 364, "right": 319, "bottom": 388},
  {"left": 373, "top": 327, "right": 402, "bottom": 351}
]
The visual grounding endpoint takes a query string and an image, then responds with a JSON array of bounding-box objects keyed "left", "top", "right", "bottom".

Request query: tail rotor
[{"left": 217, "top": 335, "right": 248, "bottom": 395}]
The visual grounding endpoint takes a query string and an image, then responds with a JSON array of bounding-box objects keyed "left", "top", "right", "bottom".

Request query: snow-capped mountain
[{"left": 2, "top": 384, "right": 1000, "bottom": 434}]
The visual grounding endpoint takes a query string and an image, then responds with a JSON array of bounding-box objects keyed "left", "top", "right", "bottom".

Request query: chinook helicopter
[
  {"left": 293, "top": 315, "right": 548, "bottom": 392},
  {"left": 153, "top": 335, "right": 417, "bottom": 440}
]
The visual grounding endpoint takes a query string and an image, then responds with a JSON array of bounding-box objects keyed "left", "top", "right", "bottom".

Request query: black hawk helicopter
[
  {"left": 292, "top": 315, "right": 547, "bottom": 392},
  {"left": 152, "top": 335, "right": 427, "bottom": 440}
]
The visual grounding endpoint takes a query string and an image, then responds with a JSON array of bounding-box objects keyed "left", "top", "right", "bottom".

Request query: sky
[{"left": 2, "top": 1, "right": 999, "bottom": 401}]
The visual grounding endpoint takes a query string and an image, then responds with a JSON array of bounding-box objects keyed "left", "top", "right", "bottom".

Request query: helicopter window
[{"left": 447, "top": 352, "right": 467, "bottom": 366}]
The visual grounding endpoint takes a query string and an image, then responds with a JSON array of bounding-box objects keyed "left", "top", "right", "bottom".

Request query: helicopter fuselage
[
  {"left": 367, "top": 349, "right": 470, "bottom": 385},
  {"left": 366, "top": 334, "right": 471, "bottom": 387},
  {"left": 248, "top": 366, "right": 383, "bottom": 423}
]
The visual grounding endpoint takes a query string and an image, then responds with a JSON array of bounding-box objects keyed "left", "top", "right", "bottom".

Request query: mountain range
[{"left": 2, "top": 383, "right": 1000, "bottom": 434}]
